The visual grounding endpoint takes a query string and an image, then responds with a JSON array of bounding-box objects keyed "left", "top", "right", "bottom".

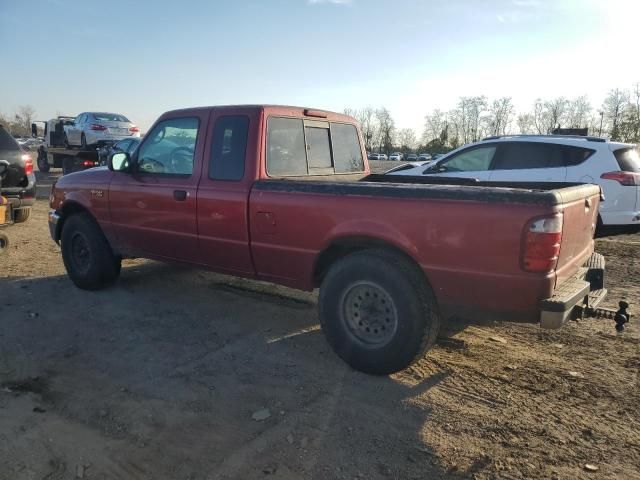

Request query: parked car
[
  {"left": 368, "top": 153, "right": 381, "bottom": 160},
  {"left": 389, "top": 134, "right": 640, "bottom": 227},
  {"left": 49, "top": 105, "right": 607, "bottom": 375},
  {"left": 64, "top": 112, "right": 140, "bottom": 148},
  {"left": 389, "top": 152, "right": 403, "bottom": 161},
  {"left": 378, "top": 153, "right": 388, "bottom": 160},
  {"left": 406, "top": 154, "right": 418, "bottom": 161},
  {"left": 98, "top": 137, "right": 142, "bottom": 166},
  {"left": 418, "top": 153, "right": 432, "bottom": 161},
  {"left": 0, "top": 125, "right": 35, "bottom": 223}
]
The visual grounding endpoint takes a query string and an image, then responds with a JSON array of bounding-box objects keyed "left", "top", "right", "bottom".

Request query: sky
[{"left": 1, "top": 0, "right": 640, "bottom": 133}]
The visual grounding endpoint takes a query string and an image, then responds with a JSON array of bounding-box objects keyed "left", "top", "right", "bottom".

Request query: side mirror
[
  {"left": 109, "top": 152, "right": 131, "bottom": 172},
  {"left": 31, "top": 123, "right": 38, "bottom": 137}
]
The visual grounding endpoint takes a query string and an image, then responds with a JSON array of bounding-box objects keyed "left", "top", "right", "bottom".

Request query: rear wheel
[
  {"left": 319, "top": 249, "right": 440, "bottom": 375},
  {"left": 0, "top": 232, "right": 8, "bottom": 255},
  {"left": 13, "top": 208, "right": 31, "bottom": 224},
  {"left": 61, "top": 213, "right": 121, "bottom": 290}
]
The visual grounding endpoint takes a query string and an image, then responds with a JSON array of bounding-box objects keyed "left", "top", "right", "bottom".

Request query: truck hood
[{"left": 55, "top": 166, "right": 114, "bottom": 189}]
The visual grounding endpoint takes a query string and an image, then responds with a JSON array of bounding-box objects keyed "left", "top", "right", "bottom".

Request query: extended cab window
[
  {"left": 210, "top": 115, "right": 249, "bottom": 181},
  {"left": 331, "top": 123, "right": 364, "bottom": 173},
  {"left": 137, "top": 117, "right": 199, "bottom": 175},
  {"left": 439, "top": 145, "right": 496, "bottom": 172},
  {"left": 267, "top": 117, "right": 364, "bottom": 176}
]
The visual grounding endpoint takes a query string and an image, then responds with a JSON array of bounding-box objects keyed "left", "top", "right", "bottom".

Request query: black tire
[
  {"left": 81, "top": 133, "right": 87, "bottom": 149},
  {"left": 63, "top": 134, "right": 71, "bottom": 149},
  {"left": 37, "top": 150, "right": 50, "bottom": 173},
  {"left": 319, "top": 248, "right": 440, "bottom": 375},
  {"left": 0, "top": 233, "right": 8, "bottom": 255},
  {"left": 13, "top": 208, "right": 31, "bottom": 224},
  {"left": 62, "top": 157, "right": 75, "bottom": 175},
  {"left": 61, "top": 213, "right": 121, "bottom": 290}
]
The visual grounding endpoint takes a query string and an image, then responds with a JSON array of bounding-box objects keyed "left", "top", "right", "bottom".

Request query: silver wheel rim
[{"left": 340, "top": 281, "right": 398, "bottom": 347}]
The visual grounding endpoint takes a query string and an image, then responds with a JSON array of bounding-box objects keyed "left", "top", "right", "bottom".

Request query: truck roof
[{"left": 161, "top": 105, "right": 357, "bottom": 123}]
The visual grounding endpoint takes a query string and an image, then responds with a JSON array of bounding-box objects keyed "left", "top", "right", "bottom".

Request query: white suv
[{"left": 388, "top": 135, "right": 640, "bottom": 226}]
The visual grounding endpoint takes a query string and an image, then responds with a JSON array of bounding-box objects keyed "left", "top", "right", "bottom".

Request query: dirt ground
[{"left": 0, "top": 169, "right": 638, "bottom": 480}]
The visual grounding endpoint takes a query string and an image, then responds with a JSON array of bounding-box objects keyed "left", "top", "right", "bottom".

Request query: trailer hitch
[{"left": 580, "top": 301, "right": 631, "bottom": 332}]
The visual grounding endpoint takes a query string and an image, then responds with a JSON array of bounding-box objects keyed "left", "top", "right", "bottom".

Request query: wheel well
[
  {"left": 54, "top": 202, "right": 91, "bottom": 241},
  {"left": 313, "top": 237, "right": 426, "bottom": 288}
]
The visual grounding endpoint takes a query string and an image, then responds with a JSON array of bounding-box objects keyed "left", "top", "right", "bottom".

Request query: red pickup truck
[{"left": 49, "top": 105, "right": 607, "bottom": 374}]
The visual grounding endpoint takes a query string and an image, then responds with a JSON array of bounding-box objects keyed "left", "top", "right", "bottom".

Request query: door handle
[{"left": 173, "top": 190, "right": 187, "bottom": 201}]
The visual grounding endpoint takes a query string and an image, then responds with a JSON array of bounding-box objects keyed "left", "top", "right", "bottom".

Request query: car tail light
[
  {"left": 129, "top": 126, "right": 140, "bottom": 133},
  {"left": 522, "top": 214, "right": 563, "bottom": 273},
  {"left": 22, "top": 154, "right": 33, "bottom": 175},
  {"left": 600, "top": 171, "right": 640, "bottom": 186},
  {"left": 81, "top": 160, "right": 96, "bottom": 167},
  {"left": 90, "top": 124, "right": 107, "bottom": 131}
]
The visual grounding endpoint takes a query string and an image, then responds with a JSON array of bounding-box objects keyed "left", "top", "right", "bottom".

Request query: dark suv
[{"left": 0, "top": 125, "right": 36, "bottom": 223}]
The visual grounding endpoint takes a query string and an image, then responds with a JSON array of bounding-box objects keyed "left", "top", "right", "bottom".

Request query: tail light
[
  {"left": 22, "top": 154, "right": 33, "bottom": 175},
  {"left": 522, "top": 214, "right": 563, "bottom": 273},
  {"left": 129, "top": 126, "right": 140, "bottom": 133},
  {"left": 600, "top": 171, "right": 640, "bottom": 186},
  {"left": 90, "top": 124, "right": 107, "bottom": 131}
]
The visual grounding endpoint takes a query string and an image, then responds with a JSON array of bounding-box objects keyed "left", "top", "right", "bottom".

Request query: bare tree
[
  {"left": 602, "top": 88, "right": 629, "bottom": 140},
  {"left": 456, "top": 96, "right": 488, "bottom": 143},
  {"left": 397, "top": 128, "right": 417, "bottom": 153},
  {"left": 487, "top": 97, "right": 514, "bottom": 136},
  {"left": 375, "top": 108, "right": 395, "bottom": 155},
  {"left": 566, "top": 96, "right": 592, "bottom": 129},
  {"left": 422, "top": 109, "right": 446, "bottom": 145},
  {"left": 516, "top": 113, "right": 535, "bottom": 134},
  {"left": 15, "top": 105, "right": 36, "bottom": 135},
  {"left": 619, "top": 83, "right": 640, "bottom": 142}
]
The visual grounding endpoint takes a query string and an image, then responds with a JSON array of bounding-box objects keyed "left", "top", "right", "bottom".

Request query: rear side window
[
  {"left": 267, "top": 117, "right": 364, "bottom": 176},
  {"left": 493, "top": 142, "right": 565, "bottom": 170},
  {"left": 332, "top": 123, "right": 364, "bottom": 173},
  {"left": 614, "top": 147, "right": 640, "bottom": 172},
  {"left": 210, "top": 115, "right": 249, "bottom": 181},
  {"left": 0, "top": 126, "right": 20, "bottom": 151}
]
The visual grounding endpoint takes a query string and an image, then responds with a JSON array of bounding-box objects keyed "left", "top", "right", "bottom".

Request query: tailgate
[{"left": 555, "top": 185, "right": 601, "bottom": 285}]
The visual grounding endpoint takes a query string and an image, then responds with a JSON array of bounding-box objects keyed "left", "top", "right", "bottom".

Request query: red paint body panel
[{"left": 50, "top": 105, "right": 600, "bottom": 325}]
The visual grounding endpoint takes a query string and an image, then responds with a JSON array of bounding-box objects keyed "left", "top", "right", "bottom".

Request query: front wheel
[
  {"left": 63, "top": 134, "right": 71, "bottom": 149},
  {"left": 81, "top": 133, "right": 87, "bottom": 149},
  {"left": 319, "top": 249, "right": 440, "bottom": 375},
  {"left": 61, "top": 213, "right": 121, "bottom": 290}
]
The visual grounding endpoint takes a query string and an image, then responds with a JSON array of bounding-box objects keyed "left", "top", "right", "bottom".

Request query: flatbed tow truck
[{"left": 32, "top": 118, "right": 102, "bottom": 175}]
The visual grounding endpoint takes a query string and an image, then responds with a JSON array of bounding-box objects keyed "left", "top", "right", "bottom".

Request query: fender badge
[{"left": 90, "top": 190, "right": 104, "bottom": 198}]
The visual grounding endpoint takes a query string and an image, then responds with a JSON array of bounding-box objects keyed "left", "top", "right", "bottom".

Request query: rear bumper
[
  {"left": 539, "top": 253, "right": 606, "bottom": 329},
  {"left": 1, "top": 173, "right": 36, "bottom": 208}
]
